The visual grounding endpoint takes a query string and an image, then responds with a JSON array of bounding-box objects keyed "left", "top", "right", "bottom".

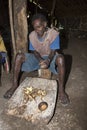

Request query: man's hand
[
  {"left": 39, "top": 50, "right": 55, "bottom": 69},
  {"left": 39, "top": 59, "right": 50, "bottom": 69}
]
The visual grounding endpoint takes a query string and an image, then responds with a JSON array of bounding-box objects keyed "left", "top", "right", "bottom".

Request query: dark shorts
[{"left": 21, "top": 53, "right": 59, "bottom": 74}]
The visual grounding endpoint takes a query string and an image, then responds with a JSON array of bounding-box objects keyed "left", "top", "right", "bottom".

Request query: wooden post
[
  {"left": 50, "top": 0, "right": 57, "bottom": 26},
  {"left": 9, "top": 0, "right": 16, "bottom": 57},
  {"left": 8, "top": 0, "right": 28, "bottom": 71},
  {"left": 9, "top": 0, "right": 28, "bottom": 54},
  {"left": 13, "top": 0, "right": 28, "bottom": 53},
  {"left": 51, "top": 0, "right": 57, "bottom": 17}
]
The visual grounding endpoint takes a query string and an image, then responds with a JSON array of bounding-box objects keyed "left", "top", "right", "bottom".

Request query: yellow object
[
  {"left": 0, "top": 35, "right": 7, "bottom": 52},
  {"left": 23, "top": 86, "right": 47, "bottom": 103}
]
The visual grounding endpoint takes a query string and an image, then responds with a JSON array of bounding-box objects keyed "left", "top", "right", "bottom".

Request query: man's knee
[
  {"left": 15, "top": 52, "right": 25, "bottom": 62},
  {"left": 56, "top": 54, "right": 65, "bottom": 65}
]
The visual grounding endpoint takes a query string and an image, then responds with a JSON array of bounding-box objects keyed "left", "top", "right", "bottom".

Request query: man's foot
[
  {"left": 58, "top": 93, "right": 70, "bottom": 106},
  {"left": 4, "top": 87, "right": 16, "bottom": 99}
]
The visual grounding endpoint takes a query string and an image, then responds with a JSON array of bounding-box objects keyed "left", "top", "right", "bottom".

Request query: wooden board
[{"left": 6, "top": 77, "right": 58, "bottom": 124}]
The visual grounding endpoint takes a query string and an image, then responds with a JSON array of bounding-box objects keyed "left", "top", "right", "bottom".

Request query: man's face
[{"left": 32, "top": 19, "right": 46, "bottom": 37}]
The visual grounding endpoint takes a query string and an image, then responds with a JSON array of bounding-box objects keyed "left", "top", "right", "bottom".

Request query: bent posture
[{"left": 4, "top": 14, "right": 70, "bottom": 105}]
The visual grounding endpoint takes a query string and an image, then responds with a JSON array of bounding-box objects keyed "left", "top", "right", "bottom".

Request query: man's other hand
[{"left": 39, "top": 59, "right": 50, "bottom": 69}]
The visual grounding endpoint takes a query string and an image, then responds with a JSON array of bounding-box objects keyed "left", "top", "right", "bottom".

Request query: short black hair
[{"left": 31, "top": 13, "right": 47, "bottom": 23}]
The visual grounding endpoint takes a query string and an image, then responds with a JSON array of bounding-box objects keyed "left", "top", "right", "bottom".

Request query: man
[
  {"left": 4, "top": 14, "right": 70, "bottom": 105},
  {"left": 0, "top": 33, "right": 8, "bottom": 85},
  {"left": 0, "top": 33, "right": 7, "bottom": 59}
]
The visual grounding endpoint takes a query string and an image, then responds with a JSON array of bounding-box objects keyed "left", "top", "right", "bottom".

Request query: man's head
[{"left": 31, "top": 14, "right": 47, "bottom": 37}]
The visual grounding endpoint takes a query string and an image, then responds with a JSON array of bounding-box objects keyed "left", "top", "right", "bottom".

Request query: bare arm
[
  {"left": 30, "top": 50, "right": 57, "bottom": 69},
  {"left": 48, "top": 50, "right": 56, "bottom": 62},
  {"left": 31, "top": 50, "right": 43, "bottom": 62},
  {"left": 40, "top": 50, "right": 56, "bottom": 69}
]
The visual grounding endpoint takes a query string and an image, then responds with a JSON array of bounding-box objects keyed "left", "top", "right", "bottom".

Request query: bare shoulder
[{"left": 29, "top": 31, "right": 35, "bottom": 38}]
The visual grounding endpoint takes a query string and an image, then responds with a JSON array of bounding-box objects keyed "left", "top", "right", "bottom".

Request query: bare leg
[
  {"left": 56, "top": 54, "right": 70, "bottom": 105},
  {"left": 4, "top": 52, "right": 25, "bottom": 99}
]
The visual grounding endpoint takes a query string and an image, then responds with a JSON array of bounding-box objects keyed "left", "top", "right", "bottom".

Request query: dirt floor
[{"left": 0, "top": 36, "right": 87, "bottom": 130}]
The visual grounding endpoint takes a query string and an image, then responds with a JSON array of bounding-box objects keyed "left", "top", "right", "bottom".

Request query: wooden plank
[{"left": 6, "top": 77, "right": 58, "bottom": 125}]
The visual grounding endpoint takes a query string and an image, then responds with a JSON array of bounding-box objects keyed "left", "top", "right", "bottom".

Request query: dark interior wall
[
  {"left": 0, "top": 0, "right": 87, "bottom": 30},
  {"left": 58, "top": 15, "right": 87, "bottom": 31},
  {"left": 0, "top": 0, "right": 9, "bottom": 26}
]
